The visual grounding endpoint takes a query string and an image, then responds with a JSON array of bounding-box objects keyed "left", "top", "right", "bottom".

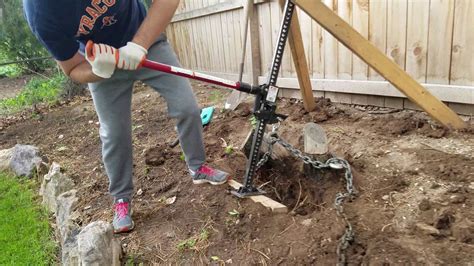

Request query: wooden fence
[{"left": 166, "top": 0, "right": 473, "bottom": 115}]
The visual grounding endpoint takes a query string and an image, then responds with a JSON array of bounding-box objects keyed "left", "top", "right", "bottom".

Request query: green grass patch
[
  {"left": 0, "top": 51, "right": 21, "bottom": 78},
  {"left": 0, "top": 172, "right": 57, "bottom": 265},
  {"left": 0, "top": 73, "right": 66, "bottom": 114}
]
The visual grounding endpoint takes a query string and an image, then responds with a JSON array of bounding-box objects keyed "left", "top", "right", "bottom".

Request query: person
[{"left": 23, "top": 0, "right": 229, "bottom": 233}]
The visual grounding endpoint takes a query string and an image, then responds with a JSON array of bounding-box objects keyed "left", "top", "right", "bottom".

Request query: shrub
[{"left": 0, "top": 0, "right": 53, "bottom": 73}]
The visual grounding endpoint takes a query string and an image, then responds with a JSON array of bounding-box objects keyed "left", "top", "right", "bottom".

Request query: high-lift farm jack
[
  {"left": 143, "top": 0, "right": 301, "bottom": 197},
  {"left": 142, "top": 1, "right": 356, "bottom": 263}
]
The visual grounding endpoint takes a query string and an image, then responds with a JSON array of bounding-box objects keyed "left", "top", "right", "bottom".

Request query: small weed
[
  {"left": 224, "top": 145, "right": 234, "bottom": 155},
  {"left": 177, "top": 228, "right": 210, "bottom": 252},
  {"left": 124, "top": 254, "right": 144, "bottom": 266},
  {"left": 211, "top": 256, "right": 221, "bottom": 262},
  {"left": 249, "top": 115, "right": 258, "bottom": 129},
  {"left": 228, "top": 209, "right": 240, "bottom": 217},
  {"left": 180, "top": 152, "right": 186, "bottom": 161}
]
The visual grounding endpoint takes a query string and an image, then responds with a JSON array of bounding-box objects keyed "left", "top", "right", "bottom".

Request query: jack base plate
[{"left": 231, "top": 186, "right": 266, "bottom": 198}]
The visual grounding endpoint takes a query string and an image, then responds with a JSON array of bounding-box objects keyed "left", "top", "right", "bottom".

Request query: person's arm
[
  {"left": 117, "top": 0, "right": 180, "bottom": 70},
  {"left": 57, "top": 53, "right": 103, "bottom": 84},
  {"left": 132, "top": 0, "right": 180, "bottom": 50},
  {"left": 58, "top": 42, "right": 118, "bottom": 84}
]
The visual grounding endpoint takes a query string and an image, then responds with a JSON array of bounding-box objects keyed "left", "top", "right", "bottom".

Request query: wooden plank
[
  {"left": 367, "top": 95, "right": 385, "bottom": 107},
  {"left": 259, "top": 3, "right": 273, "bottom": 76},
  {"left": 323, "top": 0, "right": 338, "bottom": 79},
  {"left": 189, "top": 0, "right": 203, "bottom": 70},
  {"left": 219, "top": 1, "right": 231, "bottom": 73},
  {"left": 248, "top": 2, "right": 261, "bottom": 85},
  {"left": 294, "top": 0, "right": 465, "bottom": 129},
  {"left": 228, "top": 180, "right": 288, "bottom": 213},
  {"left": 368, "top": 0, "right": 387, "bottom": 81},
  {"left": 384, "top": 97, "right": 404, "bottom": 109},
  {"left": 172, "top": 0, "right": 270, "bottom": 22},
  {"left": 450, "top": 0, "right": 474, "bottom": 86},
  {"left": 299, "top": 8, "right": 313, "bottom": 76},
  {"left": 311, "top": 16, "right": 324, "bottom": 78},
  {"left": 257, "top": 76, "right": 474, "bottom": 105},
  {"left": 351, "top": 0, "right": 368, "bottom": 80},
  {"left": 172, "top": 0, "right": 241, "bottom": 22},
  {"left": 325, "top": 91, "right": 352, "bottom": 104},
  {"left": 448, "top": 103, "right": 474, "bottom": 116},
  {"left": 426, "top": 0, "right": 455, "bottom": 84},
  {"left": 386, "top": 0, "right": 407, "bottom": 69},
  {"left": 405, "top": 0, "right": 429, "bottom": 82},
  {"left": 279, "top": 0, "right": 316, "bottom": 112},
  {"left": 403, "top": 99, "right": 423, "bottom": 112},
  {"left": 337, "top": 0, "right": 352, "bottom": 80},
  {"left": 351, "top": 94, "right": 368, "bottom": 106}
]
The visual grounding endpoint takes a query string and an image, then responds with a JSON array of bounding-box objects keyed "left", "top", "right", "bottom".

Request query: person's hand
[
  {"left": 85, "top": 41, "right": 118, "bottom": 79},
  {"left": 117, "top": 42, "right": 148, "bottom": 70}
]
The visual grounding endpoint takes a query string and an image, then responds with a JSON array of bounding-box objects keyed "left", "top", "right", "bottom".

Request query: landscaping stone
[
  {"left": 56, "top": 190, "right": 80, "bottom": 245},
  {"left": 0, "top": 145, "right": 44, "bottom": 177},
  {"left": 77, "top": 221, "right": 122, "bottom": 266},
  {"left": 10, "top": 144, "right": 43, "bottom": 177},
  {"left": 40, "top": 162, "right": 74, "bottom": 213},
  {"left": 0, "top": 147, "right": 13, "bottom": 171},
  {"left": 61, "top": 230, "right": 80, "bottom": 266}
]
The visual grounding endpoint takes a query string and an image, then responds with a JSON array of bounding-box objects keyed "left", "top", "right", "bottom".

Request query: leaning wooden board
[
  {"left": 228, "top": 180, "right": 288, "bottom": 213},
  {"left": 294, "top": 0, "right": 465, "bottom": 129}
]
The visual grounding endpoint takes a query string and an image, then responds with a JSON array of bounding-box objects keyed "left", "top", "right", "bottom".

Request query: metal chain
[{"left": 263, "top": 132, "right": 357, "bottom": 265}]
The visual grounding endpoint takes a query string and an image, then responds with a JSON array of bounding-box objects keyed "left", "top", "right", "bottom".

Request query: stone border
[{"left": 0, "top": 145, "right": 121, "bottom": 265}]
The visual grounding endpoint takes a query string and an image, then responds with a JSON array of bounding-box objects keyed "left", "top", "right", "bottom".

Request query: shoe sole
[
  {"left": 113, "top": 221, "right": 135, "bottom": 234},
  {"left": 193, "top": 178, "right": 228, "bottom": 186}
]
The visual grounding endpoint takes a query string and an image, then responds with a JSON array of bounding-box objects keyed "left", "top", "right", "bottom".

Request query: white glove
[
  {"left": 85, "top": 41, "right": 118, "bottom": 79},
  {"left": 117, "top": 42, "right": 148, "bottom": 70}
]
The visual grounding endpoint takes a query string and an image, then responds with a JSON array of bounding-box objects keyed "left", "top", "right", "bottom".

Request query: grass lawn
[{"left": 0, "top": 172, "right": 56, "bottom": 265}]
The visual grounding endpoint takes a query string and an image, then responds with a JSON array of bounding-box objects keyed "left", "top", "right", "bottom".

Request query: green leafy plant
[
  {"left": 249, "top": 115, "right": 258, "bottom": 129},
  {"left": 0, "top": 0, "right": 53, "bottom": 73},
  {"left": 177, "top": 228, "right": 210, "bottom": 252},
  {"left": 228, "top": 209, "right": 240, "bottom": 217},
  {"left": 224, "top": 145, "right": 234, "bottom": 155},
  {"left": 0, "top": 72, "right": 66, "bottom": 114}
]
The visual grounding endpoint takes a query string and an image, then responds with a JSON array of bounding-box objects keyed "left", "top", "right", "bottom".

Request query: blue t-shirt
[{"left": 23, "top": 0, "right": 147, "bottom": 61}]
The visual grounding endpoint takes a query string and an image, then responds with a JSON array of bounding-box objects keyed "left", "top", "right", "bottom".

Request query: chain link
[{"left": 261, "top": 132, "right": 357, "bottom": 265}]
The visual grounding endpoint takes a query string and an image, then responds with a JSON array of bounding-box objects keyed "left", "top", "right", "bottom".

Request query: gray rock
[
  {"left": 61, "top": 227, "right": 81, "bottom": 266},
  {"left": 56, "top": 190, "right": 80, "bottom": 245},
  {"left": 77, "top": 221, "right": 122, "bottom": 266},
  {"left": 40, "top": 163, "right": 75, "bottom": 213},
  {"left": 10, "top": 144, "right": 43, "bottom": 177}
]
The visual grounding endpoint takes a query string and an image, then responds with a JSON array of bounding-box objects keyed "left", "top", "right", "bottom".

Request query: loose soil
[{"left": 1, "top": 81, "right": 473, "bottom": 265}]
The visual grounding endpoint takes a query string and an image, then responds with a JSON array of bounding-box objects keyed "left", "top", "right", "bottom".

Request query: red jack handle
[{"left": 141, "top": 59, "right": 258, "bottom": 94}]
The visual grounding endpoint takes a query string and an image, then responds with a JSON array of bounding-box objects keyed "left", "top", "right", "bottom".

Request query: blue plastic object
[{"left": 200, "top": 106, "right": 214, "bottom": 126}]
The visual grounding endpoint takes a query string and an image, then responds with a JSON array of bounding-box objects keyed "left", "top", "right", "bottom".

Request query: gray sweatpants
[{"left": 88, "top": 35, "right": 205, "bottom": 200}]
